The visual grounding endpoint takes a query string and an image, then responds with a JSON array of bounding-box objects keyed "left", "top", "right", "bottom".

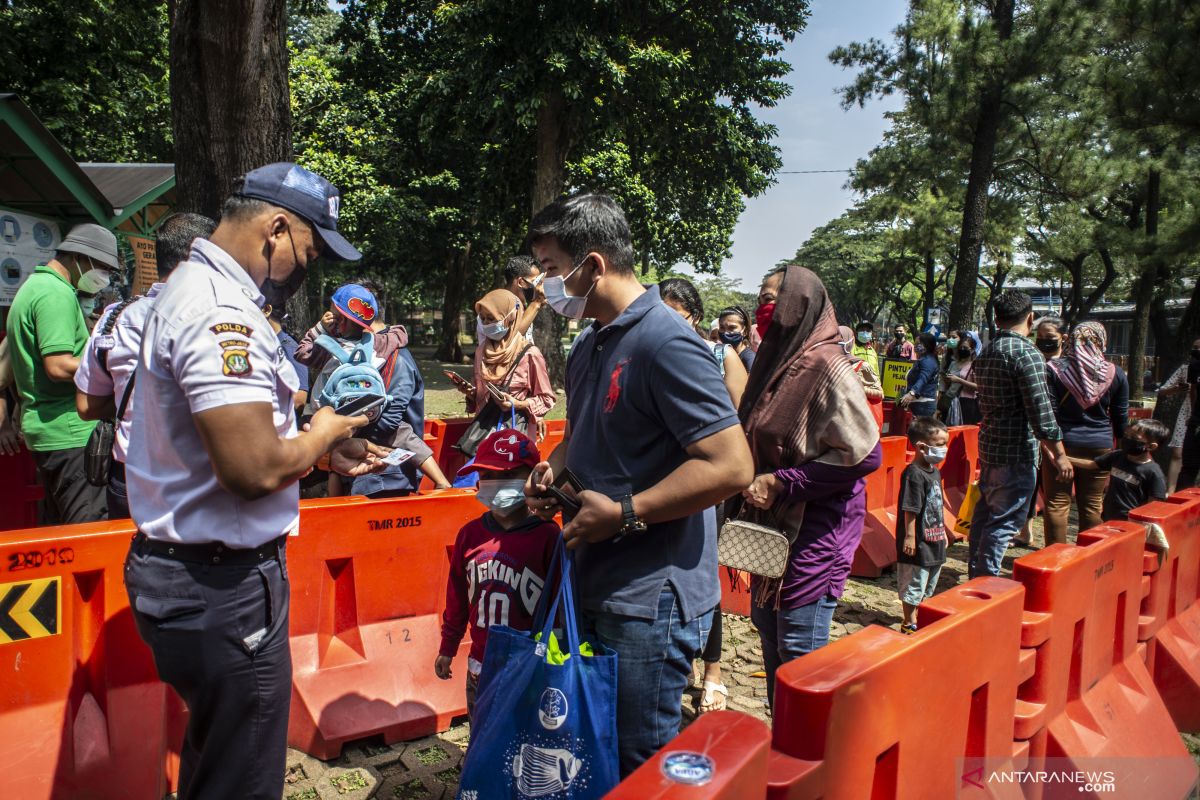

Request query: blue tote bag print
[{"left": 457, "top": 543, "right": 619, "bottom": 799}]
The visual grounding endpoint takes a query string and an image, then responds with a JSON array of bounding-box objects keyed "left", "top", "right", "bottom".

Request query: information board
[{"left": 0, "top": 209, "right": 61, "bottom": 306}]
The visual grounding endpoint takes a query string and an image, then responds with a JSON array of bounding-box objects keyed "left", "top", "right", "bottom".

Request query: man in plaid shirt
[{"left": 970, "top": 290, "right": 1073, "bottom": 577}]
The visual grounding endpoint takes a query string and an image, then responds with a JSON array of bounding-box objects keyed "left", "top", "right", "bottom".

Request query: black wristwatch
[{"left": 618, "top": 494, "right": 648, "bottom": 538}]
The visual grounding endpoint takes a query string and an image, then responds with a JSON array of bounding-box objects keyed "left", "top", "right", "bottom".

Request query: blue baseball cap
[
  {"left": 237, "top": 162, "right": 362, "bottom": 261},
  {"left": 331, "top": 284, "right": 378, "bottom": 329}
]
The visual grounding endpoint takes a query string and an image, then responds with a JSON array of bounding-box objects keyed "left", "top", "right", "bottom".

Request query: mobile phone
[
  {"left": 485, "top": 382, "right": 506, "bottom": 402},
  {"left": 529, "top": 273, "right": 544, "bottom": 287},
  {"left": 336, "top": 394, "right": 386, "bottom": 417},
  {"left": 545, "top": 468, "right": 583, "bottom": 514},
  {"left": 444, "top": 370, "right": 471, "bottom": 388}
]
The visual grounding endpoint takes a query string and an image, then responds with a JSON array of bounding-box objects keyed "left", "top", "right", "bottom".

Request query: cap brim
[
  {"left": 314, "top": 227, "right": 361, "bottom": 261},
  {"left": 454, "top": 462, "right": 508, "bottom": 479}
]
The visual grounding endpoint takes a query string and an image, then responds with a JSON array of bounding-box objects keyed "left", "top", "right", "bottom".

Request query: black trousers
[
  {"left": 32, "top": 446, "right": 107, "bottom": 524},
  {"left": 124, "top": 536, "right": 292, "bottom": 800},
  {"left": 107, "top": 460, "right": 129, "bottom": 520}
]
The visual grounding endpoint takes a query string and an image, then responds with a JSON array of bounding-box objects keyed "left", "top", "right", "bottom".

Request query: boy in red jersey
[{"left": 435, "top": 428, "right": 561, "bottom": 717}]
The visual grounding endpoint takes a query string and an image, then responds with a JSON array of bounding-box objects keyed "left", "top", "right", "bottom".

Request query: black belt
[{"left": 132, "top": 532, "right": 286, "bottom": 566}]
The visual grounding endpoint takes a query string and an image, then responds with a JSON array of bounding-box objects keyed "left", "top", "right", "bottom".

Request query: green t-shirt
[{"left": 5, "top": 265, "right": 97, "bottom": 451}]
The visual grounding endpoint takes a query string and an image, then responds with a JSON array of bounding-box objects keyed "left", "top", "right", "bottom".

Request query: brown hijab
[
  {"left": 475, "top": 289, "right": 525, "bottom": 384},
  {"left": 740, "top": 265, "right": 879, "bottom": 475}
]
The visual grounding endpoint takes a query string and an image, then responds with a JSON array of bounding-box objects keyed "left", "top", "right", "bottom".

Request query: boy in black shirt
[
  {"left": 1071, "top": 418, "right": 1169, "bottom": 522},
  {"left": 896, "top": 417, "right": 950, "bottom": 634}
]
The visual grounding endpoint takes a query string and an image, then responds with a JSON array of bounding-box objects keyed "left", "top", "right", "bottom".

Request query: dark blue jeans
[
  {"left": 585, "top": 587, "right": 713, "bottom": 777},
  {"left": 752, "top": 594, "right": 839, "bottom": 707},
  {"left": 967, "top": 462, "right": 1037, "bottom": 578}
]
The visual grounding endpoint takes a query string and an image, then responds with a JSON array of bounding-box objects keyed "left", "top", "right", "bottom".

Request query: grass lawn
[{"left": 410, "top": 345, "right": 567, "bottom": 421}]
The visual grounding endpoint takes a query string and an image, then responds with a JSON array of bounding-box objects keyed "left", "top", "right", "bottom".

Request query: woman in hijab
[
  {"left": 1041, "top": 321, "right": 1128, "bottom": 545},
  {"left": 734, "top": 266, "right": 882, "bottom": 707},
  {"left": 459, "top": 289, "right": 556, "bottom": 443}
]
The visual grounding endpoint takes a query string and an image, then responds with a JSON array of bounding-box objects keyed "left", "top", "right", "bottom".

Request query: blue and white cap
[{"left": 236, "top": 162, "right": 361, "bottom": 261}]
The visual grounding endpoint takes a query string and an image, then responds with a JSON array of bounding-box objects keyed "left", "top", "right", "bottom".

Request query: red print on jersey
[{"left": 604, "top": 358, "right": 630, "bottom": 413}]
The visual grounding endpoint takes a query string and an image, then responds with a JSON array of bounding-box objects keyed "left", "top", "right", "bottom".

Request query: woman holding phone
[{"left": 456, "top": 289, "right": 556, "bottom": 443}]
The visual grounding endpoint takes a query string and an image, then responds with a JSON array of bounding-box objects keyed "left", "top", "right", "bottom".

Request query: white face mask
[
  {"left": 924, "top": 444, "right": 947, "bottom": 464},
  {"left": 77, "top": 266, "right": 112, "bottom": 294},
  {"left": 543, "top": 257, "right": 596, "bottom": 320},
  {"left": 477, "top": 478, "right": 528, "bottom": 512}
]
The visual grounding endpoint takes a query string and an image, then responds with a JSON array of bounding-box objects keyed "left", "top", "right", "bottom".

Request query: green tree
[{"left": 0, "top": 0, "right": 171, "bottom": 161}]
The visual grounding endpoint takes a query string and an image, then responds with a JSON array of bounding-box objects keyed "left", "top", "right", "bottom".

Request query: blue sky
[{"left": 719, "top": 0, "right": 907, "bottom": 290}]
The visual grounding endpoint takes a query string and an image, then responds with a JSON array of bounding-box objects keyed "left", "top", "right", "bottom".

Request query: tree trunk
[
  {"left": 169, "top": 0, "right": 292, "bottom": 217},
  {"left": 922, "top": 251, "right": 936, "bottom": 328},
  {"left": 1128, "top": 168, "right": 1161, "bottom": 403},
  {"left": 946, "top": 0, "right": 1015, "bottom": 332},
  {"left": 531, "top": 88, "right": 572, "bottom": 387},
  {"left": 435, "top": 246, "right": 471, "bottom": 363}
]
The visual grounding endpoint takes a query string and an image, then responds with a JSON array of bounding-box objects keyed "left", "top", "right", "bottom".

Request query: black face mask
[
  {"left": 1121, "top": 436, "right": 1149, "bottom": 455},
  {"left": 893, "top": 332, "right": 904, "bottom": 340},
  {"left": 1035, "top": 338, "right": 1059, "bottom": 354},
  {"left": 957, "top": 348, "right": 972, "bottom": 359},
  {"left": 522, "top": 285, "right": 536, "bottom": 304},
  {"left": 260, "top": 226, "right": 309, "bottom": 309},
  {"left": 1191, "top": 349, "right": 1200, "bottom": 361}
]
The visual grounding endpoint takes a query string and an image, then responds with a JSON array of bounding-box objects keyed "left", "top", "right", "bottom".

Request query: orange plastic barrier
[
  {"left": 941, "top": 426, "right": 980, "bottom": 541},
  {"left": 287, "top": 490, "right": 482, "bottom": 758},
  {"left": 766, "top": 577, "right": 1027, "bottom": 798},
  {"left": 1011, "top": 523, "right": 1197, "bottom": 795},
  {"left": 720, "top": 566, "right": 752, "bottom": 617},
  {"left": 1130, "top": 491, "right": 1200, "bottom": 732},
  {"left": 851, "top": 435, "right": 907, "bottom": 578},
  {"left": 608, "top": 710, "right": 771, "bottom": 799},
  {"left": 0, "top": 520, "right": 184, "bottom": 800},
  {"left": 0, "top": 446, "right": 43, "bottom": 531}
]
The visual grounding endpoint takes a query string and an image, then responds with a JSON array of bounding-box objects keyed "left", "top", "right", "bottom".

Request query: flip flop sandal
[{"left": 699, "top": 680, "right": 729, "bottom": 714}]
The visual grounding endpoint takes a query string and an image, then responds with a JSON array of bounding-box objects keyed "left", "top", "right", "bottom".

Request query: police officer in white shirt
[
  {"left": 123, "top": 163, "right": 385, "bottom": 800},
  {"left": 75, "top": 213, "right": 216, "bottom": 519}
]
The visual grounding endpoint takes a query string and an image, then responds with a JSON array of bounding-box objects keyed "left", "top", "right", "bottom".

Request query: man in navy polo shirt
[{"left": 525, "top": 192, "right": 754, "bottom": 775}]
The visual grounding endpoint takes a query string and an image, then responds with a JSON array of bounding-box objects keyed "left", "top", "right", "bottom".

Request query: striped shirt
[{"left": 975, "top": 330, "right": 1062, "bottom": 465}]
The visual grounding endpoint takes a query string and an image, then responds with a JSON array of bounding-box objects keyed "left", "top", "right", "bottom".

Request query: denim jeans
[
  {"left": 751, "top": 595, "right": 839, "bottom": 707},
  {"left": 968, "top": 462, "right": 1037, "bottom": 578},
  {"left": 586, "top": 587, "right": 713, "bottom": 777}
]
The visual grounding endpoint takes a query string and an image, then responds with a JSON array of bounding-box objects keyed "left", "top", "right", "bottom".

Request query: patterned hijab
[{"left": 1046, "top": 321, "right": 1115, "bottom": 408}]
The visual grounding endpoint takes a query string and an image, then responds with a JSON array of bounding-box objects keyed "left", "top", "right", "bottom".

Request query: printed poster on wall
[
  {"left": 126, "top": 235, "right": 158, "bottom": 295},
  {"left": 0, "top": 209, "right": 61, "bottom": 307}
]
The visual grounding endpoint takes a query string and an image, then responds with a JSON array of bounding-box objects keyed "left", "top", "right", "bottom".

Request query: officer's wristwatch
[{"left": 618, "top": 494, "right": 648, "bottom": 538}]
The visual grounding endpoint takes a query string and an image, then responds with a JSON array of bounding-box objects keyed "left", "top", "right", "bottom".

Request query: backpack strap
[
  {"left": 96, "top": 295, "right": 143, "bottom": 377},
  {"left": 313, "top": 330, "right": 375, "bottom": 366}
]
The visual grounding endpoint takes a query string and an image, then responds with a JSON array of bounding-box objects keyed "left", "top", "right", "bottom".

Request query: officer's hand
[
  {"left": 434, "top": 655, "right": 453, "bottom": 680},
  {"left": 329, "top": 438, "right": 391, "bottom": 476},
  {"left": 525, "top": 461, "right": 559, "bottom": 520},
  {"left": 308, "top": 406, "right": 368, "bottom": 446}
]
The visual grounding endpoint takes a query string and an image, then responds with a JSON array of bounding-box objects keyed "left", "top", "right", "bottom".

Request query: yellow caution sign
[
  {"left": 0, "top": 577, "right": 60, "bottom": 644},
  {"left": 879, "top": 357, "right": 915, "bottom": 400}
]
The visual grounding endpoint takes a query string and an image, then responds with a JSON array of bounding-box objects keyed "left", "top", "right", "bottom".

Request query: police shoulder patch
[
  {"left": 210, "top": 322, "right": 253, "bottom": 337},
  {"left": 222, "top": 347, "right": 252, "bottom": 377}
]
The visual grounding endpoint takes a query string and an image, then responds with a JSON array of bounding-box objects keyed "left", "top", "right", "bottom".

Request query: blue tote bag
[{"left": 457, "top": 542, "right": 619, "bottom": 799}]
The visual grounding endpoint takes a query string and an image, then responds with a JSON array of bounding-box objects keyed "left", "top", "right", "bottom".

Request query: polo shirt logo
[{"left": 604, "top": 358, "right": 631, "bottom": 413}]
